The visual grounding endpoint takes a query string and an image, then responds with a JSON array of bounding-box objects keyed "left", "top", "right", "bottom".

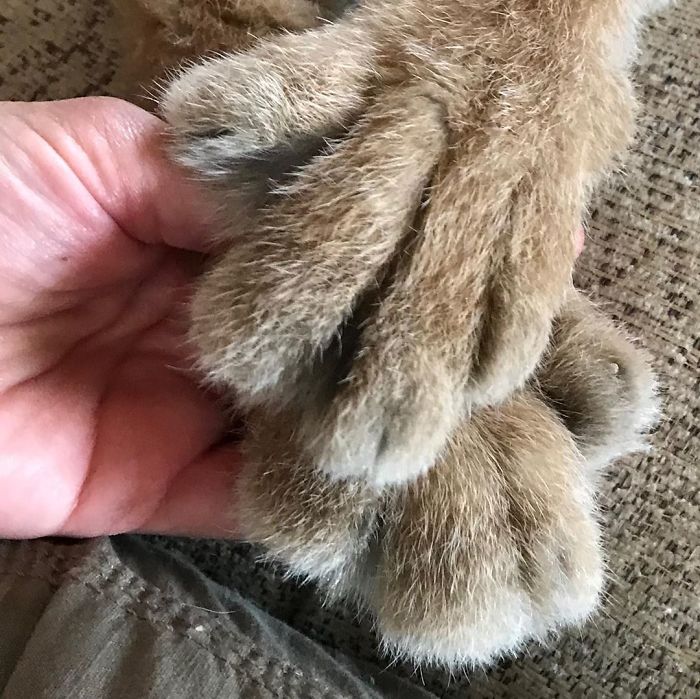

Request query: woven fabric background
[{"left": 1, "top": 1, "right": 697, "bottom": 696}]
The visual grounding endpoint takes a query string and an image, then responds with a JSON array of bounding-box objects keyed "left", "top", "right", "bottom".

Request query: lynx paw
[
  {"left": 238, "top": 393, "right": 603, "bottom": 667},
  {"left": 160, "top": 6, "right": 596, "bottom": 484}
]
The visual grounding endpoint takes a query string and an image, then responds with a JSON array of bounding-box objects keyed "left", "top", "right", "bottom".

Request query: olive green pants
[{"left": 0, "top": 537, "right": 432, "bottom": 698}]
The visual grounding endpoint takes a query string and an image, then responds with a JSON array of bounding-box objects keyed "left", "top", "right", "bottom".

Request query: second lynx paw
[
  {"left": 238, "top": 392, "right": 603, "bottom": 667},
  {"left": 235, "top": 292, "right": 657, "bottom": 667}
]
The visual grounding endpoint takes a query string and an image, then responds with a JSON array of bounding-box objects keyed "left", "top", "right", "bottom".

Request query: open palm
[{"left": 0, "top": 98, "right": 241, "bottom": 539}]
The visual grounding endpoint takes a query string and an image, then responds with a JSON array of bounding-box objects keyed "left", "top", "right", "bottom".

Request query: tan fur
[
  {"left": 140, "top": 0, "right": 665, "bottom": 484},
  {"left": 536, "top": 292, "right": 659, "bottom": 469},
  {"left": 113, "top": 0, "right": 662, "bottom": 667},
  {"left": 236, "top": 292, "right": 657, "bottom": 666},
  {"left": 111, "top": 0, "right": 330, "bottom": 105}
]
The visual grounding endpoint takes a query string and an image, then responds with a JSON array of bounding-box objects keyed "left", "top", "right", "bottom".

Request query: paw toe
[
  {"left": 237, "top": 414, "right": 380, "bottom": 592},
  {"left": 371, "top": 394, "right": 604, "bottom": 667},
  {"left": 300, "top": 358, "right": 461, "bottom": 486},
  {"left": 538, "top": 293, "right": 660, "bottom": 467}
]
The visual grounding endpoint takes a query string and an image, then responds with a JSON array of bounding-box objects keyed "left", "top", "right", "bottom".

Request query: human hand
[
  {"left": 0, "top": 97, "right": 585, "bottom": 540},
  {"left": 0, "top": 97, "right": 241, "bottom": 539}
]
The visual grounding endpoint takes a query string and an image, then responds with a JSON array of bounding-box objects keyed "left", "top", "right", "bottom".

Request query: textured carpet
[{"left": 1, "top": 1, "right": 697, "bottom": 696}]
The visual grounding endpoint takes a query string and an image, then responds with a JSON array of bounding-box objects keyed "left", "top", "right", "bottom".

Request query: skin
[
  {"left": 0, "top": 97, "right": 242, "bottom": 539},
  {"left": 0, "top": 96, "right": 583, "bottom": 540}
]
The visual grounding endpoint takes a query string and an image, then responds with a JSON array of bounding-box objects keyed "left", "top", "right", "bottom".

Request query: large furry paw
[
  {"left": 163, "top": 1, "right": 649, "bottom": 484},
  {"left": 236, "top": 292, "right": 658, "bottom": 667}
]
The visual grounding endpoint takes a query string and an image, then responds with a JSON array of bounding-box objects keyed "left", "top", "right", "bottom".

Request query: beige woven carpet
[{"left": 1, "top": 1, "right": 698, "bottom": 696}]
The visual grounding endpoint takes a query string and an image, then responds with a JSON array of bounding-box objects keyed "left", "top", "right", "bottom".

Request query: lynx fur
[{"left": 115, "top": 0, "right": 662, "bottom": 667}]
